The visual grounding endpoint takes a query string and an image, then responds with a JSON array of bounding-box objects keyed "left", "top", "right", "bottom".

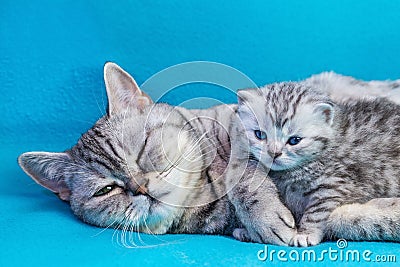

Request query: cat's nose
[
  {"left": 127, "top": 178, "right": 148, "bottom": 196},
  {"left": 134, "top": 184, "right": 148, "bottom": 196}
]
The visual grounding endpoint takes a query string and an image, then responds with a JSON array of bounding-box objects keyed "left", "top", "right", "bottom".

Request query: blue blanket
[
  {"left": 2, "top": 0, "right": 400, "bottom": 266},
  {"left": 2, "top": 147, "right": 399, "bottom": 266}
]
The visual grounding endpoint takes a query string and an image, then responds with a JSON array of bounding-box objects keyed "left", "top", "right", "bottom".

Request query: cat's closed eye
[{"left": 94, "top": 184, "right": 119, "bottom": 197}]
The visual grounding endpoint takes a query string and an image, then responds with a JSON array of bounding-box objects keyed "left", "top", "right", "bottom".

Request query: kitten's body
[{"left": 237, "top": 83, "right": 400, "bottom": 246}]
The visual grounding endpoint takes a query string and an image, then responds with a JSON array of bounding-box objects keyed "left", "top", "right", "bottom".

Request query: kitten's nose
[
  {"left": 268, "top": 142, "right": 283, "bottom": 159},
  {"left": 268, "top": 150, "right": 282, "bottom": 159}
]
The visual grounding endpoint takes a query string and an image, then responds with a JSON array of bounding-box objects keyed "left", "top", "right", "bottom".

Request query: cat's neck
[
  {"left": 166, "top": 104, "right": 240, "bottom": 235},
  {"left": 176, "top": 104, "right": 237, "bottom": 169},
  {"left": 169, "top": 197, "right": 241, "bottom": 235}
]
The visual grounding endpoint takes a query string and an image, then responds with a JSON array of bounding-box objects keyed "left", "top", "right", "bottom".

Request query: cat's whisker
[
  {"left": 176, "top": 134, "right": 209, "bottom": 164},
  {"left": 121, "top": 216, "right": 132, "bottom": 248},
  {"left": 116, "top": 216, "right": 127, "bottom": 247},
  {"left": 111, "top": 217, "right": 127, "bottom": 248},
  {"left": 193, "top": 141, "right": 231, "bottom": 159},
  {"left": 93, "top": 90, "right": 107, "bottom": 118},
  {"left": 92, "top": 215, "right": 121, "bottom": 237},
  {"left": 123, "top": 210, "right": 138, "bottom": 248},
  {"left": 158, "top": 135, "right": 212, "bottom": 178},
  {"left": 135, "top": 220, "right": 148, "bottom": 247},
  {"left": 157, "top": 130, "right": 212, "bottom": 176},
  {"left": 125, "top": 221, "right": 136, "bottom": 248},
  {"left": 134, "top": 218, "right": 171, "bottom": 248}
]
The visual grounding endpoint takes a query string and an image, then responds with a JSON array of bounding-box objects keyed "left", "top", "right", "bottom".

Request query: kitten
[
  {"left": 18, "top": 63, "right": 296, "bottom": 245},
  {"left": 236, "top": 82, "right": 400, "bottom": 247}
]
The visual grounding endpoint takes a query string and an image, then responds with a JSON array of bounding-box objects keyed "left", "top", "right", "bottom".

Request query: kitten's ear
[
  {"left": 18, "top": 152, "right": 72, "bottom": 201},
  {"left": 313, "top": 102, "right": 335, "bottom": 125},
  {"left": 237, "top": 89, "right": 254, "bottom": 106},
  {"left": 104, "top": 62, "right": 153, "bottom": 116}
]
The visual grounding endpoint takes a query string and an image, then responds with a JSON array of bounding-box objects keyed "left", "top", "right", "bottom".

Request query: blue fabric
[{"left": 1, "top": 1, "right": 400, "bottom": 266}]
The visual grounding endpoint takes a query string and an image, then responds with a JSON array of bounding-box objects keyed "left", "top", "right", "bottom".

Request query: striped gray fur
[
  {"left": 236, "top": 81, "right": 400, "bottom": 247},
  {"left": 304, "top": 71, "right": 400, "bottom": 104},
  {"left": 18, "top": 65, "right": 400, "bottom": 246}
]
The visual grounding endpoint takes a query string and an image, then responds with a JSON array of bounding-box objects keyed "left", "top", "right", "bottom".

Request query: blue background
[{"left": 1, "top": 0, "right": 400, "bottom": 266}]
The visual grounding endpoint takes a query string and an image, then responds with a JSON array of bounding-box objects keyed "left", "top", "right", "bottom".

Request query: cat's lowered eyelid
[{"left": 93, "top": 184, "right": 124, "bottom": 198}]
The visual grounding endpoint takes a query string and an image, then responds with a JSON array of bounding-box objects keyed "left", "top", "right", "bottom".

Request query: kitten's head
[
  {"left": 18, "top": 63, "right": 210, "bottom": 234},
  {"left": 237, "top": 82, "right": 335, "bottom": 171}
]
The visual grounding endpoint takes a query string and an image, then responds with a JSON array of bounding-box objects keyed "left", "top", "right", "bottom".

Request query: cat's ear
[
  {"left": 313, "top": 102, "right": 335, "bottom": 125},
  {"left": 18, "top": 152, "right": 72, "bottom": 201},
  {"left": 104, "top": 62, "right": 153, "bottom": 116}
]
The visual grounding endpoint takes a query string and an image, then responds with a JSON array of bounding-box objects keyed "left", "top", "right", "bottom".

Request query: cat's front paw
[{"left": 290, "top": 230, "right": 323, "bottom": 247}]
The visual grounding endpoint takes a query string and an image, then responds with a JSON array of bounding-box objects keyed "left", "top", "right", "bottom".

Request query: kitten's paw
[
  {"left": 272, "top": 210, "right": 297, "bottom": 245},
  {"left": 253, "top": 210, "right": 297, "bottom": 246},
  {"left": 233, "top": 228, "right": 251, "bottom": 242},
  {"left": 277, "top": 209, "right": 296, "bottom": 230},
  {"left": 290, "top": 230, "right": 323, "bottom": 247}
]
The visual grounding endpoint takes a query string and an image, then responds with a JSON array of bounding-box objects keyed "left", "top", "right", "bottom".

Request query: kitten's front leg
[
  {"left": 291, "top": 194, "right": 342, "bottom": 247},
  {"left": 226, "top": 160, "right": 297, "bottom": 246}
]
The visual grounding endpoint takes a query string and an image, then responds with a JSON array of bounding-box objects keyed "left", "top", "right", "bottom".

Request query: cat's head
[
  {"left": 237, "top": 82, "right": 335, "bottom": 171},
  {"left": 18, "top": 63, "right": 210, "bottom": 234}
]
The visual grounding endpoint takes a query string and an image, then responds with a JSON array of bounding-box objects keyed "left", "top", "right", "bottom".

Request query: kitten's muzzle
[
  {"left": 267, "top": 142, "right": 283, "bottom": 159},
  {"left": 268, "top": 150, "right": 282, "bottom": 159}
]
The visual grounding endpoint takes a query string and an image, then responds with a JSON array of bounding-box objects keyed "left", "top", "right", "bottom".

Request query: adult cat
[{"left": 18, "top": 63, "right": 296, "bottom": 245}]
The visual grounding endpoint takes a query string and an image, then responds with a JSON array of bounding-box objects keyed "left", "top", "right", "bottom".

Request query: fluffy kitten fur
[
  {"left": 18, "top": 63, "right": 296, "bottom": 245},
  {"left": 236, "top": 82, "right": 400, "bottom": 247}
]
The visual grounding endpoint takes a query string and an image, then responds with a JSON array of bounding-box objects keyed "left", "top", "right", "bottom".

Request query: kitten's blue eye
[
  {"left": 94, "top": 185, "right": 116, "bottom": 197},
  {"left": 287, "top": 136, "right": 302, "bottom": 146},
  {"left": 254, "top": 130, "right": 267, "bottom": 140}
]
